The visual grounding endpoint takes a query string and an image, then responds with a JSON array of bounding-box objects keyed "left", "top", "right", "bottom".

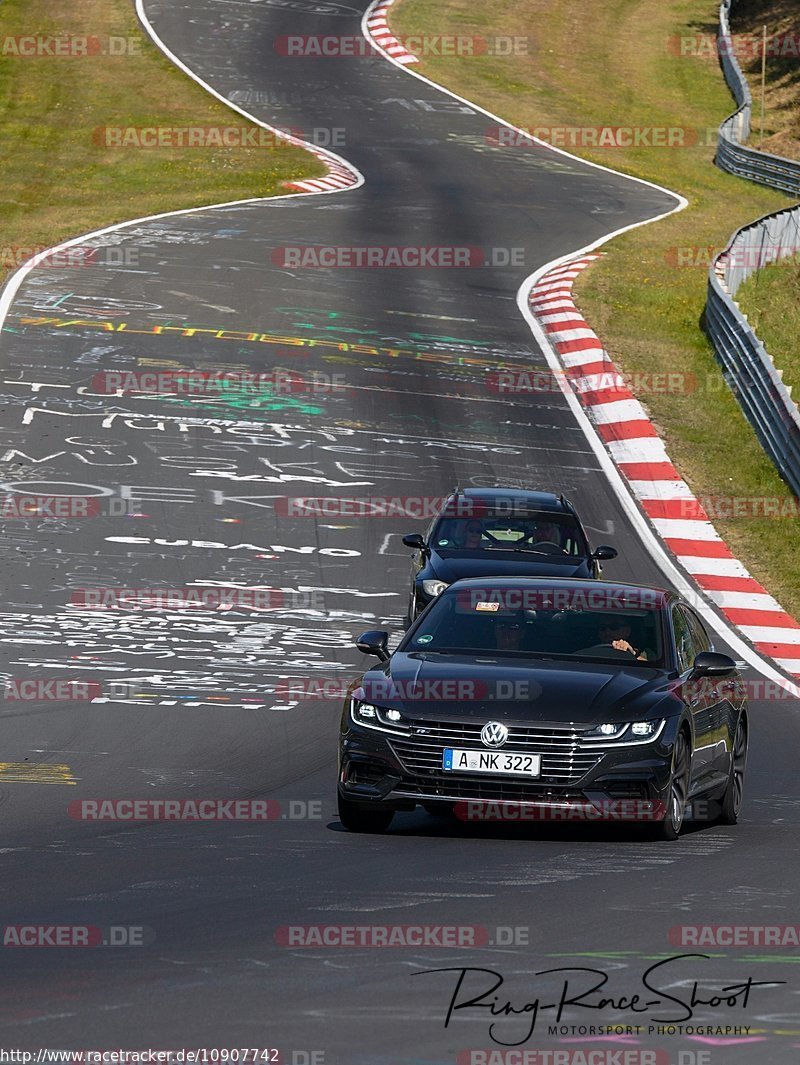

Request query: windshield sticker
[
  {"left": 475, "top": 602, "right": 500, "bottom": 612},
  {"left": 416, "top": 634, "right": 434, "bottom": 644}
]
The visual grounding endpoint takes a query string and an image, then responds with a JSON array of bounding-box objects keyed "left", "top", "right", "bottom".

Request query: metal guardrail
[
  {"left": 704, "top": 2, "right": 800, "bottom": 496},
  {"left": 706, "top": 204, "right": 800, "bottom": 498},
  {"left": 716, "top": 0, "right": 800, "bottom": 194}
]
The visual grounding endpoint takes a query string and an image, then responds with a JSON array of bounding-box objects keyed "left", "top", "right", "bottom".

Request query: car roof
[{"left": 443, "top": 487, "right": 573, "bottom": 512}]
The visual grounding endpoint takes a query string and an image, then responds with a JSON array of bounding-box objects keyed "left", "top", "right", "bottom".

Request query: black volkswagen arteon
[
  {"left": 401, "top": 487, "right": 616, "bottom": 623},
  {"left": 337, "top": 578, "right": 748, "bottom": 840}
]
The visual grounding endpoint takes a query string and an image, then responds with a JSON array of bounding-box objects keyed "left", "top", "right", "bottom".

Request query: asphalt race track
[{"left": 1, "top": 0, "right": 799, "bottom": 1059}]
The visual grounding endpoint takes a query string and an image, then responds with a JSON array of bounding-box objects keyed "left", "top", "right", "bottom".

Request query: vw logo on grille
[{"left": 481, "top": 721, "right": 509, "bottom": 748}]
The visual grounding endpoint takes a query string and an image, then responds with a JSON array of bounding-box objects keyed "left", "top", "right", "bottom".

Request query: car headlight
[
  {"left": 631, "top": 721, "right": 658, "bottom": 737},
  {"left": 422, "top": 579, "right": 449, "bottom": 597},
  {"left": 585, "top": 722, "right": 629, "bottom": 740},
  {"left": 583, "top": 720, "right": 665, "bottom": 746},
  {"left": 349, "top": 698, "right": 410, "bottom": 734}
]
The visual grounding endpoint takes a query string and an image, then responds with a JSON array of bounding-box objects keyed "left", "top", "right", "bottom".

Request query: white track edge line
[
  {"left": 0, "top": 0, "right": 366, "bottom": 330},
  {"left": 0, "top": 0, "right": 788, "bottom": 689},
  {"left": 520, "top": 262, "right": 796, "bottom": 688},
  {"left": 363, "top": 0, "right": 798, "bottom": 687},
  {"left": 361, "top": 0, "right": 690, "bottom": 199}
]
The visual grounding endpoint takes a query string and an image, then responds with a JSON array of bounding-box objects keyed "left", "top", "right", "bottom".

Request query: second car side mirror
[
  {"left": 402, "top": 533, "right": 427, "bottom": 552},
  {"left": 690, "top": 651, "right": 737, "bottom": 678},
  {"left": 592, "top": 545, "right": 618, "bottom": 561},
  {"left": 355, "top": 630, "right": 390, "bottom": 662}
]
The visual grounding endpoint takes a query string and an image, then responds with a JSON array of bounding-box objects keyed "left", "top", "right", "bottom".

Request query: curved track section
[{"left": 0, "top": 0, "right": 798, "bottom": 1059}]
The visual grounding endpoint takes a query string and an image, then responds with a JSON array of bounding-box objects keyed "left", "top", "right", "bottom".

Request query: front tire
[
  {"left": 337, "top": 792, "right": 394, "bottom": 833},
  {"left": 718, "top": 717, "right": 748, "bottom": 825},
  {"left": 651, "top": 730, "right": 691, "bottom": 841}
]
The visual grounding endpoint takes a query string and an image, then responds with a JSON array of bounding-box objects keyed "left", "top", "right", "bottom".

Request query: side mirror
[
  {"left": 356, "top": 629, "right": 390, "bottom": 662},
  {"left": 402, "top": 533, "right": 427, "bottom": 551},
  {"left": 691, "top": 651, "right": 737, "bottom": 678},
  {"left": 592, "top": 545, "right": 618, "bottom": 561}
]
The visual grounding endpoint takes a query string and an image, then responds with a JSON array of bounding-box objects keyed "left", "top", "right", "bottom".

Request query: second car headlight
[{"left": 422, "top": 579, "right": 449, "bottom": 597}]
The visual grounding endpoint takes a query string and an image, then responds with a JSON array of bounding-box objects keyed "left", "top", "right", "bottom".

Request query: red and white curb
[
  {"left": 529, "top": 254, "right": 800, "bottom": 680},
  {"left": 364, "top": 0, "right": 419, "bottom": 65},
  {"left": 288, "top": 0, "right": 417, "bottom": 189},
  {"left": 286, "top": 156, "right": 359, "bottom": 194}
]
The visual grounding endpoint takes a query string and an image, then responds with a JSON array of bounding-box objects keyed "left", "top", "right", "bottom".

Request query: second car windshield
[
  {"left": 431, "top": 511, "right": 584, "bottom": 557},
  {"left": 401, "top": 587, "right": 665, "bottom": 666}
]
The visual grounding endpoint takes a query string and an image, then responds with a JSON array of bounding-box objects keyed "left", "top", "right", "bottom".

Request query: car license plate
[{"left": 443, "top": 748, "right": 541, "bottom": 777}]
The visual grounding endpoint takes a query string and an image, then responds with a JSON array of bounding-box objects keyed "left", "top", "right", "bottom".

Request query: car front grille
[{"left": 388, "top": 720, "right": 602, "bottom": 788}]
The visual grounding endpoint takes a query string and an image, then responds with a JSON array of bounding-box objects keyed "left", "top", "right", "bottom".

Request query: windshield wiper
[{"left": 484, "top": 545, "right": 569, "bottom": 556}]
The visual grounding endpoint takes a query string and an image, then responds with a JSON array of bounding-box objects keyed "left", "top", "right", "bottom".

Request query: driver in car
[
  {"left": 596, "top": 617, "right": 649, "bottom": 661},
  {"left": 527, "top": 521, "right": 563, "bottom": 549},
  {"left": 456, "top": 520, "right": 484, "bottom": 550},
  {"left": 495, "top": 616, "right": 524, "bottom": 651}
]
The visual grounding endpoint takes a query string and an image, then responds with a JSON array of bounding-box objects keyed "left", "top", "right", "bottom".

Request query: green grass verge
[
  {"left": 715, "top": 0, "right": 800, "bottom": 567},
  {"left": 737, "top": 259, "right": 800, "bottom": 397},
  {"left": 392, "top": 0, "right": 800, "bottom": 618},
  {"left": 0, "top": 0, "right": 323, "bottom": 285},
  {"left": 732, "top": 0, "right": 800, "bottom": 160}
]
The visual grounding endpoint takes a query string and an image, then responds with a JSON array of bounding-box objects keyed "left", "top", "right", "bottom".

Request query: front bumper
[{"left": 339, "top": 716, "right": 680, "bottom": 821}]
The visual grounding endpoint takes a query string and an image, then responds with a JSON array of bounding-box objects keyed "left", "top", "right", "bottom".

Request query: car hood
[
  {"left": 356, "top": 653, "right": 676, "bottom": 728},
  {"left": 429, "top": 553, "right": 592, "bottom": 581}
]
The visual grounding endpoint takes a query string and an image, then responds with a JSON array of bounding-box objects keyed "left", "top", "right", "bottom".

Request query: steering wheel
[
  {"left": 575, "top": 643, "right": 638, "bottom": 659},
  {"left": 529, "top": 540, "right": 568, "bottom": 554}
]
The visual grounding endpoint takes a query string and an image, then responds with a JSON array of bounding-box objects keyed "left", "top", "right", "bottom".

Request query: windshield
[
  {"left": 399, "top": 585, "right": 666, "bottom": 666},
  {"left": 430, "top": 510, "right": 585, "bottom": 558}
]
